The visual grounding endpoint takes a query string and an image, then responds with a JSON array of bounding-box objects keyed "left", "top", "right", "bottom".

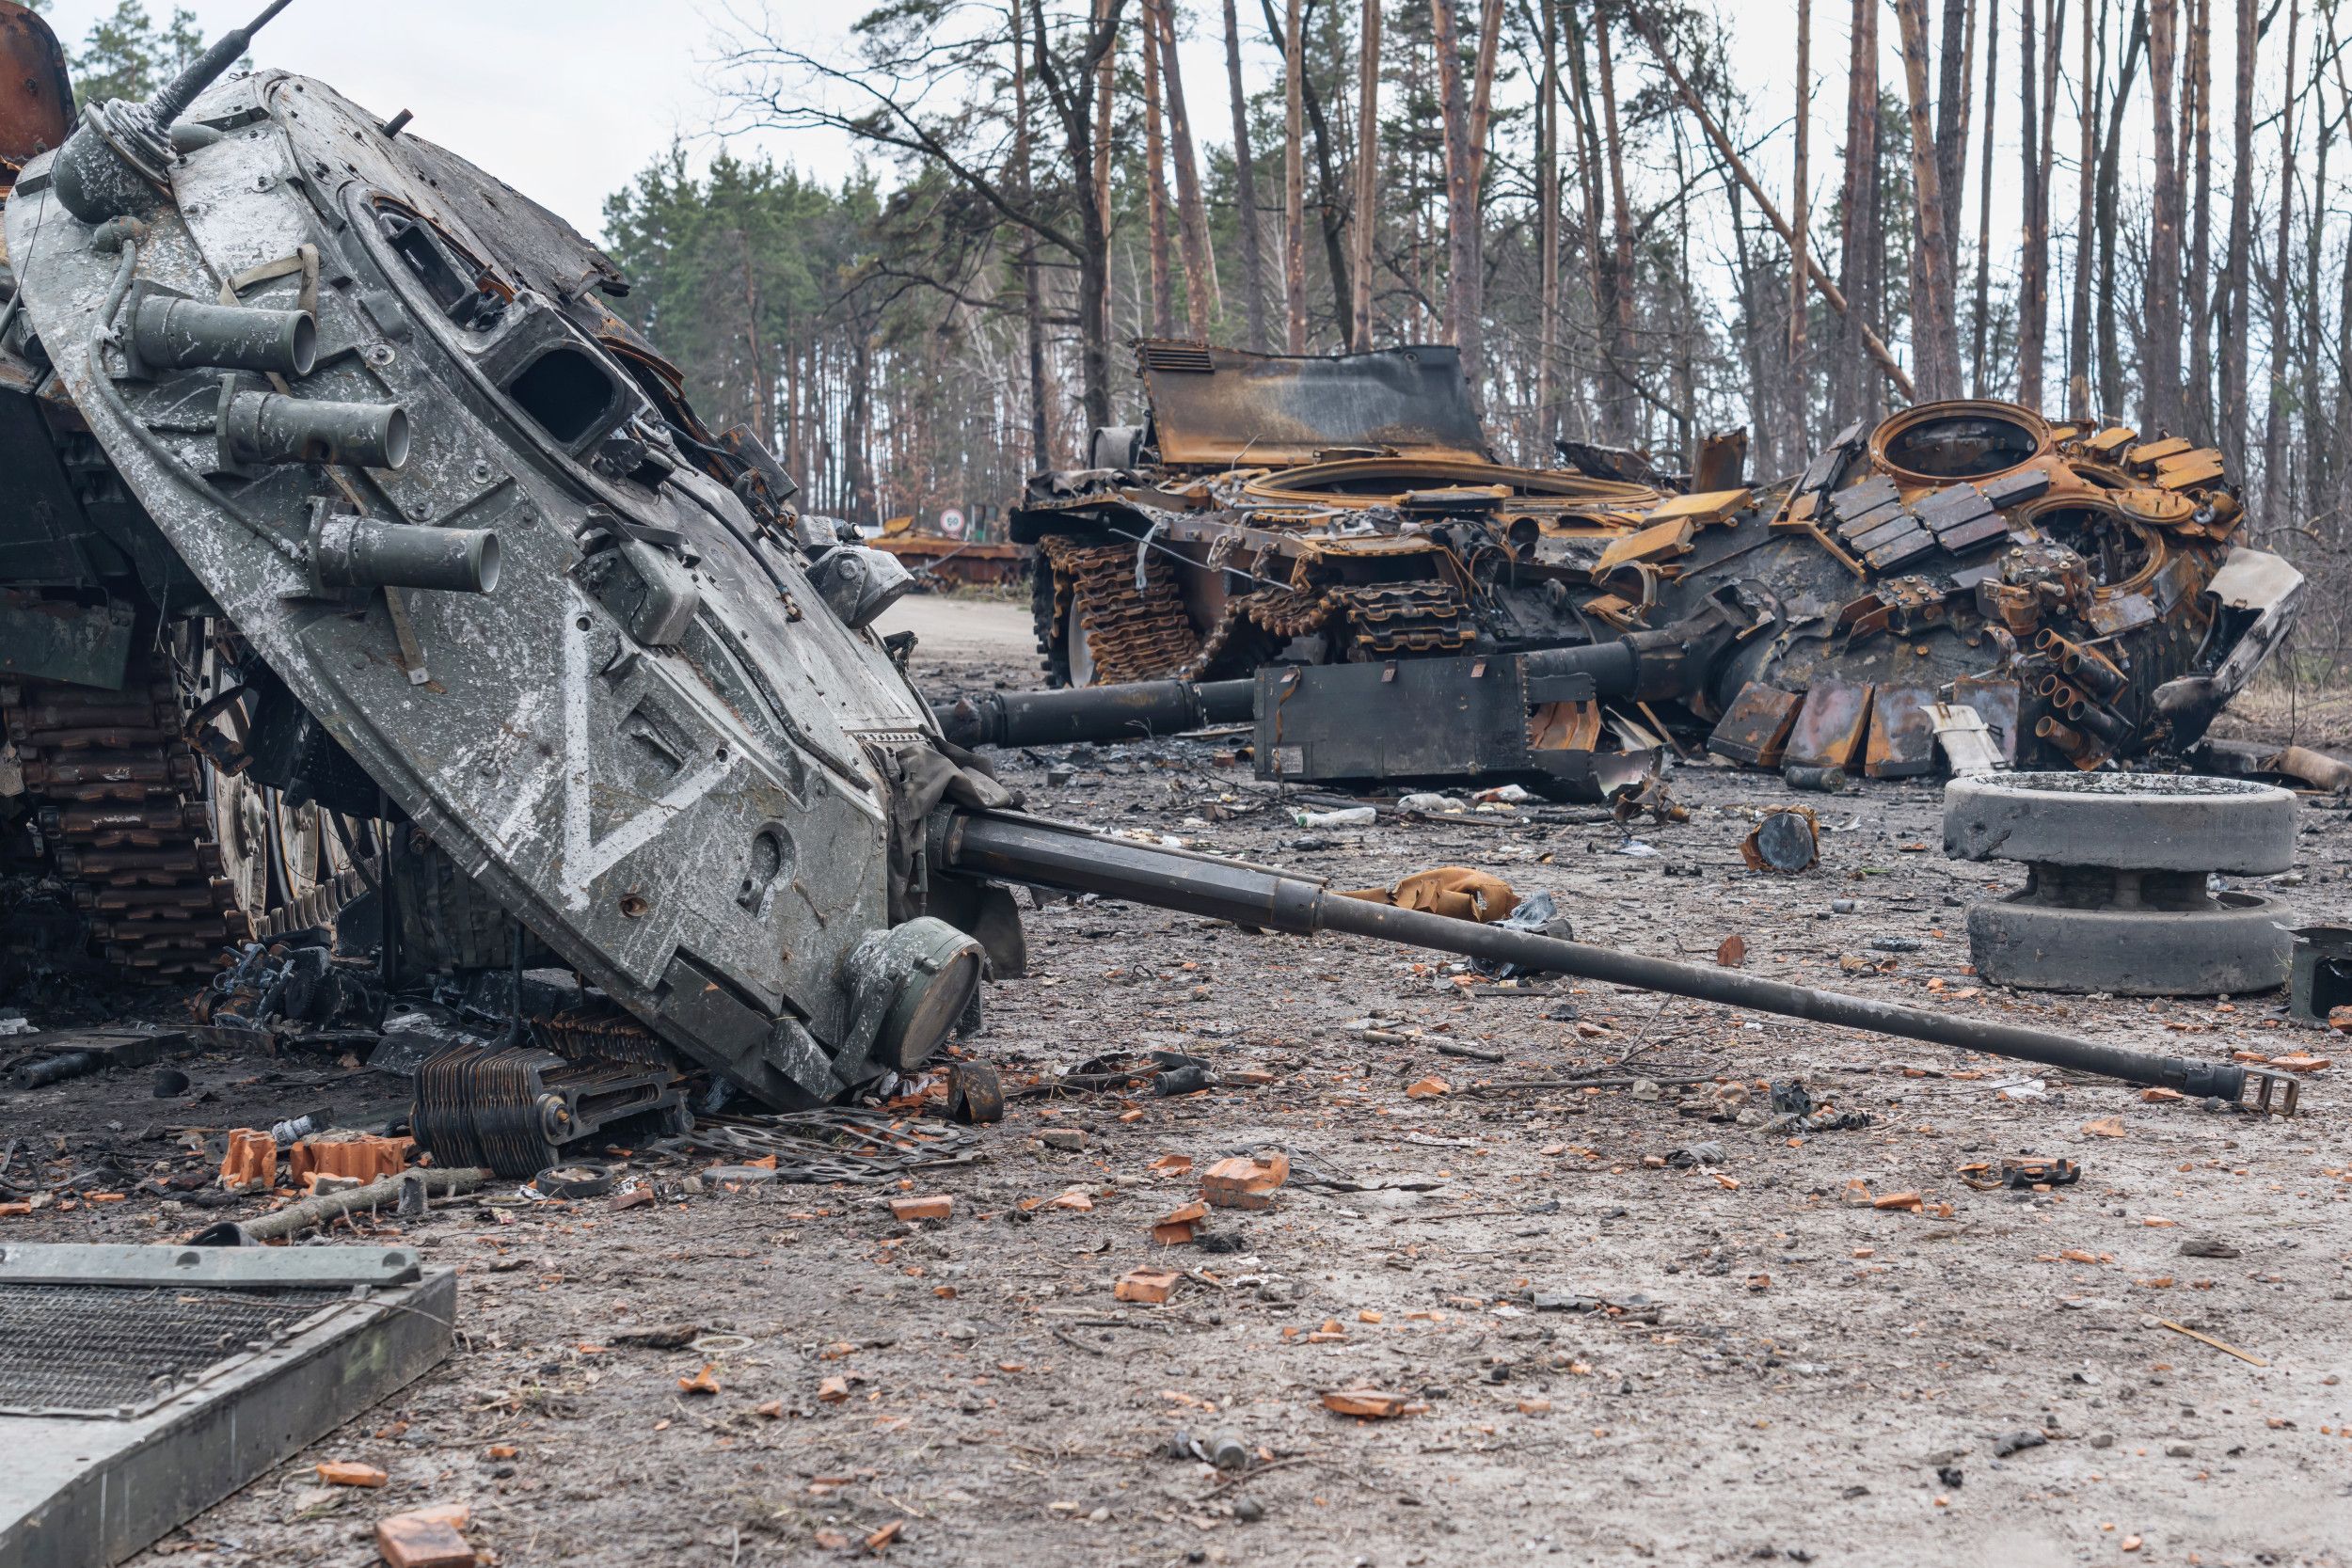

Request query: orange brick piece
[
  {"left": 1114, "top": 1267, "right": 1181, "bottom": 1305},
  {"left": 375, "top": 1508, "right": 473, "bottom": 1568},
  {"left": 1200, "top": 1152, "right": 1289, "bottom": 1210},
  {"left": 890, "top": 1195, "right": 953, "bottom": 1222},
  {"left": 219, "top": 1129, "right": 277, "bottom": 1192},
  {"left": 1152, "top": 1200, "right": 1209, "bottom": 1245},
  {"left": 290, "top": 1132, "right": 410, "bottom": 1188},
  {"left": 1321, "top": 1388, "right": 1406, "bottom": 1418},
  {"left": 314, "top": 1461, "right": 388, "bottom": 1488},
  {"left": 1871, "top": 1192, "right": 1925, "bottom": 1212}
]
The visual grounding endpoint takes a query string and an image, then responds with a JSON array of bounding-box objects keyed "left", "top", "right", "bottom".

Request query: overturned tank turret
[
  {"left": 0, "top": 1, "right": 1018, "bottom": 1148},
  {"left": 977, "top": 343, "right": 2298, "bottom": 794}
]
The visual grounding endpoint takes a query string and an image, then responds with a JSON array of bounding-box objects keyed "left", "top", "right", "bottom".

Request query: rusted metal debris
[
  {"left": 867, "top": 533, "right": 1031, "bottom": 589},
  {"left": 0, "top": 2, "right": 71, "bottom": 198},
  {"left": 958, "top": 345, "right": 2300, "bottom": 803}
]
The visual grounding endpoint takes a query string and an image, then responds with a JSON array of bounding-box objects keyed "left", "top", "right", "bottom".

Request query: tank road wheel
[
  {"left": 1966, "top": 890, "right": 2294, "bottom": 995},
  {"left": 209, "top": 767, "right": 273, "bottom": 921},
  {"left": 271, "top": 793, "right": 327, "bottom": 902},
  {"left": 1944, "top": 772, "right": 2298, "bottom": 996},
  {"left": 1066, "top": 594, "right": 1099, "bottom": 688}
]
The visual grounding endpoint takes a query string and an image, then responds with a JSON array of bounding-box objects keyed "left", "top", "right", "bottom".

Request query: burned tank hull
[
  {"left": 0, "top": 5, "right": 1012, "bottom": 1140},
  {"left": 996, "top": 343, "right": 2297, "bottom": 792}
]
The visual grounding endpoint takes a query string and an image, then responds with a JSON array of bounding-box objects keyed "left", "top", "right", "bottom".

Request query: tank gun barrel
[
  {"left": 936, "top": 809, "right": 2289, "bottom": 1110},
  {"left": 934, "top": 678, "right": 1255, "bottom": 751}
]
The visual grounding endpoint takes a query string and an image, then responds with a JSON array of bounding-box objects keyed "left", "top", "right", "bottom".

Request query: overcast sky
[{"left": 29, "top": 0, "right": 2262, "bottom": 324}]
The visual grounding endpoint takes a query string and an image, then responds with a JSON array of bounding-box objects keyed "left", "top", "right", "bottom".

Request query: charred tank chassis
[
  {"left": 0, "top": 3, "right": 2306, "bottom": 1164},
  {"left": 991, "top": 341, "right": 2301, "bottom": 794}
]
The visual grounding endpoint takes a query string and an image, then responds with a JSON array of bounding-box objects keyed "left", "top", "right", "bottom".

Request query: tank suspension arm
[{"left": 936, "top": 810, "right": 2285, "bottom": 1109}]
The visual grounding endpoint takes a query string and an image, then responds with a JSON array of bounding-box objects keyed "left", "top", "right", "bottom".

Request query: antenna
[{"left": 52, "top": 0, "right": 300, "bottom": 224}]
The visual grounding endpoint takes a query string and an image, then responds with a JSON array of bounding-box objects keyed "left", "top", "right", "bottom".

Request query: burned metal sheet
[
  {"left": 996, "top": 353, "right": 2302, "bottom": 795},
  {"left": 1782, "top": 681, "right": 1871, "bottom": 770},
  {"left": 1706, "top": 682, "right": 1803, "bottom": 768},
  {"left": 1137, "top": 341, "right": 1489, "bottom": 469},
  {"left": 0, "top": 3, "right": 71, "bottom": 188},
  {"left": 1862, "top": 685, "right": 1939, "bottom": 778}
]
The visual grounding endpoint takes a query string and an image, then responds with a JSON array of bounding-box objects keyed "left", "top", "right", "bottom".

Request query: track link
[
  {"left": 1039, "top": 536, "right": 1202, "bottom": 684},
  {"left": 2, "top": 657, "right": 249, "bottom": 977}
]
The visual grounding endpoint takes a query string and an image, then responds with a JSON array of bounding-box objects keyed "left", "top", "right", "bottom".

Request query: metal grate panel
[{"left": 0, "top": 1283, "right": 349, "bottom": 1418}]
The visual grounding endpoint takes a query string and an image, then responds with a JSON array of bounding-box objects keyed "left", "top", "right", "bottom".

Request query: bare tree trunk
[
  {"left": 1262, "top": 0, "right": 1358, "bottom": 337},
  {"left": 1565, "top": 7, "right": 1609, "bottom": 416},
  {"left": 2017, "top": 0, "right": 2048, "bottom": 407},
  {"left": 1011, "top": 2, "right": 1049, "bottom": 467},
  {"left": 2184, "top": 0, "right": 2212, "bottom": 435},
  {"left": 1671, "top": 119, "right": 1696, "bottom": 466},
  {"left": 1972, "top": 0, "right": 2000, "bottom": 393},
  {"left": 1432, "top": 0, "right": 1485, "bottom": 389},
  {"left": 1596, "top": 13, "right": 1637, "bottom": 439},
  {"left": 1899, "top": 0, "right": 1963, "bottom": 400},
  {"left": 1836, "top": 0, "right": 1883, "bottom": 427},
  {"left": 1468, "top": 0, "right": 1505, "bottom": 195},
  {"left": 2145, "top": 0, "right": 2185, "bottom": 433},
  {"left": 2301, "top": 10, "right": 2334, "bottom": 507},
  {"left": 1635, "top": 9, "right": 1919, "bottom": 406},
  {"left": 2096, "top": 0, "right": 2146, "bottom": 414},
  {"left": 735, "top": 228, "right": 771, "bottom": 447},
  {"left": 2033, "top": 0, "right": 2062, "bottom": 403},
  {"left": 2068, "top": 0, "right": 2096, "bottom": 419},
  {"left": 1086, "top": 0, "right": 1120, "bottom": 426},
  {"left": 2217, "top": 0, "right": 2254, "bottom": 466},
  {"left": 1790, "top": 0, "right": 1812, "bottom": 454},
  {"left": 1142, "top": 0, "right": 1175, "bottom": 337},
  {"left": 1536, "top": 0, "right": 1559, "bottom": 434},
  {"left": 1283, "top": 0, "right": 1308, "bottom": 352},
  {"left": 1220, "top": 0, "right": 1268, "bottom": 352},
  {"left": 1152, "top": 0, "right": 1221, "bottom": 339},
  {"left": 1934, "top": 0, "right": 1973, "bottom": 275},
  {"left": 2334, "top": 36, "right": 2352, "bottom": 525},
  {"left": 1352, "top": 0, "right": 1380, "bottom": 351},
  {"left": 2262, "top": 0, "right": 2299, "bottom": 509}
]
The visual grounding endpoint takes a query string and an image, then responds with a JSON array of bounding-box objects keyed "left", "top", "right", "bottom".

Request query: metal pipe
[
  {"left": 219, "top": 388, "right": 410, "bottom": 471},
  {"left": 131, "top": 296, "right": 317, "bottom": 377},
  {"left": 309, "top": 513, "right": 499, "bottom": 594},
  {"left": 935, "top": 678, "right": 1256, "bottom": 750},
  {"left": 1518, "top": 639, "right": 1640, "bottom": 694},
  {"left": 942, "top": 810, "right": 2265, "bottom": 1104}
]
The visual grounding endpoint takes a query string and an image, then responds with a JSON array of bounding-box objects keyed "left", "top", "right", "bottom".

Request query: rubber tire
[
  {"left": 1944, "top": 771, "right": 2297, "bottom": 873},
  {"left": 1966, "top": 890, "right": 2293, "bottom": 995}
]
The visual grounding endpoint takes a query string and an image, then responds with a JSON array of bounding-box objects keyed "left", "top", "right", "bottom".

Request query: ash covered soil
[{"left": 8, "top": 593, "right": 2351, "bottom": 1568}]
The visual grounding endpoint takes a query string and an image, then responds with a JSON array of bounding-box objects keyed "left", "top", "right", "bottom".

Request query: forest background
[{"left": 34, "top": 0, "right": 2351, "bottom": 671}]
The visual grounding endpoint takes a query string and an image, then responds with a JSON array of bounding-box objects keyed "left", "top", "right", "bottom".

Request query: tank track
[
  {"left": 1188, "top": 582, "right": 1476, "bottom": 674},
  {"left": 1038, "top": 536, "right": 1202, "bottom": 684},
  {"left": 1, "top": 658, "right": 249, "bottom": 978},
  {"left": 1038, "top": 536, "right": 1477, "bottom": 686},
  {"left": 1327, "top": 583, "right": 1475, "bottom": 657}
]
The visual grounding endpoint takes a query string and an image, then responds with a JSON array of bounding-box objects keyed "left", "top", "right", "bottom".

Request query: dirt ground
[{"left": 6, "top": 592, "right": 2349, "bottom": 1568}]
